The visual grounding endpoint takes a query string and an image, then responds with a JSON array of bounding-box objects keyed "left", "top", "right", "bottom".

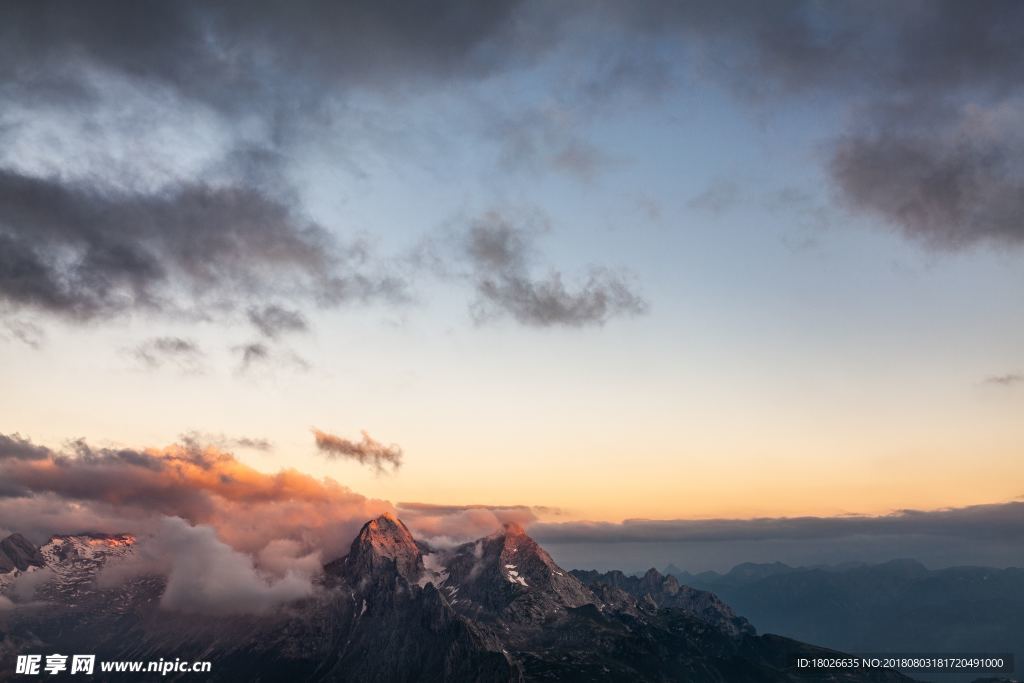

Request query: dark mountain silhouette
[
  {"left": 0, "top": 524, "right": 915, "bottom": 682},
  {"left": 670, "top": 560, "right": 1024, "bottom": 683},
  {"left": 571, "top": 566, "right": 755, "bottom": 637},
  {"left": 0, "top": 533, "right": 44, "bottom": 573}
]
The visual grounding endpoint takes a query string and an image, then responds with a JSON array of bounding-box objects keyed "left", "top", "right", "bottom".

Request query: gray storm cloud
[
  {"left": 0, "top": 1, "right": 535, "bottom": 112},
  {"left": 0, "top": 433, "right": 51, "bottom": 462},
  {"left": 0, "top": 171, "right": 403, "bottom": 321},
  {"left": 247, "top": 305, "right": 309, "bottom": 339},
  {"left": 2, "top": 0, "right": 1018, "bottom": 336}
]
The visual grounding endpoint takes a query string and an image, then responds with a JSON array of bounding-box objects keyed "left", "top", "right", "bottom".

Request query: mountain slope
[
  {"left": 0, "top": 522, "right": 914, "bottom": 682},
  {"left": 571, "top": 567, "right": 755, "bottom": 637},
  {"left": 672, "top": 560, "right": 1024, "bottom": 683}
]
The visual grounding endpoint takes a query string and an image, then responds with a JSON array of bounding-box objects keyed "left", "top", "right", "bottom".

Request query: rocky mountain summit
[
  {"left": 0, "top": 520, "right": 913, "bottom": 682},
  {"left": 0, "top": 534, "right": 44, "bottom": 574}
]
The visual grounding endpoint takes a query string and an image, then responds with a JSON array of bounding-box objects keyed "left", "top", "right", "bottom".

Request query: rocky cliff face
[
  {"left": 0, "top": 520, "right": 913, "bottom": 682},
  {"left": 440, "top": 522, "right": 594, "bottom": 624},
  {"left": 0, "top": 533, "right": 44, "bottom": 573},
  {"left": 337, "top": 512, "right": 424, "bottom": 584},
  {"left": 571, "top": 566, "right": 755, "bottom": 637}
]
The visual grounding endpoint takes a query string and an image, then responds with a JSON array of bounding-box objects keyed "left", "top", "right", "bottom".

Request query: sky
[{"left": 2, "top": 1, "right": 1024, "bottom": 572}]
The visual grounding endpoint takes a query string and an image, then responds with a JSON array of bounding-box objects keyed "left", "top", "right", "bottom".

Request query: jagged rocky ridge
[
  {"left": 0, "top": 534, "right": 44, "bottom": 574},
  {"left": 0, "top": 517, "right": 913, "bottom": 682},
  {"left": 570, "top": 567, "right": 755, "bottom": 637}
]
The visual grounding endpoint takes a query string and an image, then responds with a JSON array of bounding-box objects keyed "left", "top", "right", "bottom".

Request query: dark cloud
[
  {"left": 232, "top": 341, "right": 309, "bottom": 374},
  {"left": 985, "top": 373, "right": 1024, "bottom": 387},
  {"left": 232, "top": 437, "right": 274, "bottom": 451},
  {"left": 663, "top": 1, "right": 1024, "bottom": 248},
  {"left": 179, "top": 432, "right": 273, "bottom": 453},
  {"left": 247, "top": 305, "right": 308, "bottom": 339},
  {"left": 454, "top": 211, "right": 647, "bottom": 327},
  {"left": 0, "top": 2, "right": 573, "bottom": 332},
  {"left": 601, "top": 1, "right": 1023, "bottom": 99},
  {"left": 2, "top": 0, "right": 1019, "bottom": 339},
  {"left": 312, "top": 429, "right": 403, "bottom": 473},
  {"left": 831, "top": 114, "right": 1024, "bottom": 249},
  {"left": 236, "top": 342, "right": 270, "bottom": 371},
  {"left": 0, "top": 433, "right": 52, "bottom": 461},
  {"left": 0, "top": 1, "right": 537, "bottom": 112},
  {"left": 596, "top": 1, "right": 1024, "bottom": 248},
  {"left": 131, "top": 336, "right": 204, "bottom": 373},
  {"left": 0, "top": 171, "right": 405, "bottom": 321}
]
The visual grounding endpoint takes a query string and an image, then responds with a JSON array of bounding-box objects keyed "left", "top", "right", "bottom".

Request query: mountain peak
[
  {"left": 440, "top": 522, "right": 595, "bottom": 618},
  {"left": 502, "top": 521, "right": 526, "bottom": 536},
  {"left": 344, "top": 514, "right": 423, "bottom": 583},
  {"left": 0, "top": 532, "right": 45, "bottom": 573},
  {"left": 364, "top": 512, "right": 411, "bottom": 536}
]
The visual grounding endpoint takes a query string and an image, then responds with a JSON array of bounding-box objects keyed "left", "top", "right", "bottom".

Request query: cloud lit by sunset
[{"left": 1, "top": 2, "right": 1024, "bottom": 678}]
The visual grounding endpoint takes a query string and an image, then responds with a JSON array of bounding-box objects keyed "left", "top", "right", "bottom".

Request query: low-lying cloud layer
[
  {"left": 3, "top": 429, "right": 1024, "bottom": 593},
  {"left": 312, "top": 429, "right": 403, "bottom": 473},
  {"left": 531, "top": 500, "right": 1024, "bottom": 572},
  {"left": 395, "top": 502, "right": 557, "bottom": 546},
  {"left": 149, "top": 517, "right": 317, "bottom": 615},
  {"left": 0, "top": 431, "right": 554, "bottom": 613},
  {"left": 531, "top": 501, "right": 1024, "bottom": 543}
]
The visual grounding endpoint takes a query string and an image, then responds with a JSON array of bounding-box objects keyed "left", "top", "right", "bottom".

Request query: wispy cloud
[
  {"left": 396, "top": 501, "right": 561, "bottom": 545},
  {"left": 420, "top": 209, "right": 647, "bottom": 328},
  {"left": 232, "top": 342, "right": 309, "bottom": 374},
  {"left": 179, "top": 431, "right": 273, "bottom": 453},
  {"left": 247, "top": 305, "right": 308, "bottom": 339},
  {"left": 312, "top": 429, "right": 403, "bottom": 473},
  {"left": 984, "top": 373, "right": 1024, "bottom": 387},
  {"left": 131, "top": 337, "right": 204, "bottom": 373},
  {"left": 464, "top": 212, "right": 647, "bottom": 327}
]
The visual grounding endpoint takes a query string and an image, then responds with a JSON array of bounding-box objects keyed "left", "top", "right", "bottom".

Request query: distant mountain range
[
  {"left": 669, "top": 560, "right": 1024, "bottom": 683},
  {"left": 0, "top": 517, "right": 914, "bottom": 682}
]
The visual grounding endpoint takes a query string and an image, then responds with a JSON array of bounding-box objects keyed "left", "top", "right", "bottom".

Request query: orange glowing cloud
[{"left": 0, "top": 435, "right": 393, "bottom": 559}]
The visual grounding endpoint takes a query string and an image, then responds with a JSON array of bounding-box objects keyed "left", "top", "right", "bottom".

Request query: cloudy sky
[{"left": 2, "top": 1, "right": 1023, "bottom": 571}]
